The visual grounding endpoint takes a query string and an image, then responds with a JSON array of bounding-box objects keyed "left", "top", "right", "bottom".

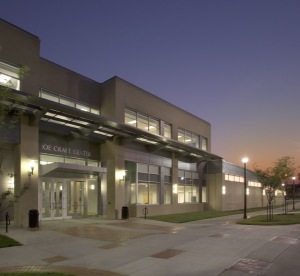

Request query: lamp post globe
[{"left": 242, "top": 157, "right": 248, "bottom": 219}]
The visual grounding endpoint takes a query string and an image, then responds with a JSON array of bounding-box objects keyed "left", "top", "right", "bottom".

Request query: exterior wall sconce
[
  {"left": 173, "top": 184, "right": 178, "bottom": 194},
  {"left": 117, "top": 170, "right": 126, "bottom": 181},
  {"left": 90, "top": 184, "right": 95, "bottom": 190},
  {"left": 7, "top": 173, "right": 14, "bottom": 190},
  {"left": 222, "top": 185, "right": 226, "bottom": 195},
  {"left": 28, "top": 160, "right": 35, "bottom": 176}
]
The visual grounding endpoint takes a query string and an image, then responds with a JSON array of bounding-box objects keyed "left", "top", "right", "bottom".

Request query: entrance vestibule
[{"left": 39, "top": 178, "right": 98, "bottom": 220}]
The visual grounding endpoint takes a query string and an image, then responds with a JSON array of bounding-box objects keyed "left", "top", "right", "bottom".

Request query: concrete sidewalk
[{"left": 1, "top": 209, "right": 300, "bottom": 275}]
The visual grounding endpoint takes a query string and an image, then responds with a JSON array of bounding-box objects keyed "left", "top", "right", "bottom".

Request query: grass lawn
[
  {"left": 147, "top": 209, "right": 250, "bottom": 223},
  {"left": 237, "top": 213, "right": 300, "bottom": 225},
  {"left": 147, "top": 207, "right": 300, "bottom": 224},
  {"left": 0, "top": 234, "right": 22, "bottom": 248}
]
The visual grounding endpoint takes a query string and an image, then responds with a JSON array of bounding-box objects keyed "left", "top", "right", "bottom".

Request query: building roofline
[
  {"left": 0, "top": 18, "right": 40, "bottom": 39},
  {"left": 103, "top": 76, "right": 212, "bottom": 127}
]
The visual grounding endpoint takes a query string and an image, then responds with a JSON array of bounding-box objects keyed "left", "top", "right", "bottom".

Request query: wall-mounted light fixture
[
  {"left": 7, "top": 173, "right": 14, "bottom": 190},
  {"left": 117, "top": 170, "right": 126, "bottom": 181},
  {"left": 90, "top": 184, "right": 95, "bottom": 190},
  {"left": 28, "top": 160, "right": 35, "bottom": 176},
  {"left": 173, "top": 184, "right": 178, "bottom": 194},
  {"left": 222, "top": 185, "right": 226, "bottom": 195}
]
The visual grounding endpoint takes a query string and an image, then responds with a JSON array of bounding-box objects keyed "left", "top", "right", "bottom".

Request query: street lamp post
[
  {"left": 282, "top": 183, "right": 287, "bottom": 214},
  {"left": 292, "top": 176, "right": 296, "bottom": 210},
  {"left": 242, "top": 157, "right": 249, "bottom": 219}
]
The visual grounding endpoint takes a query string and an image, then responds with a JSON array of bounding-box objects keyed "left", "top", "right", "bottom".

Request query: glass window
[
  {"left": 149, "top": 117, "right": 159, "bottom": 135},
  {"left": 177, "top": 170, "right": 199, "bottom": 203},
  {"left": 149, "top": 183, "right": 159, "bottom": 204},
  {"left": 149, "top": 165, "right": 159, "bottom": 174},
  {"left": 185, "top": 131, "right": 192, "bottom": 145},
  {"left": 138, "top": 163, "right": 148, "bottom": 173},
  {"left": 40, "top": 90, "right": 59, "bottom": 102},
  {"left": 137, "top": 163, "right": 160, "bottom": 205},
  {"left": 60, "top": 96, "right": 75, "bottom": 108},
  {"left": 201, "top": 137, "right": 208, "bottom": 151},
  {"left": 178, "top": 129, "right": 185, "bottom": 143},
  {"left": 0, "top": 61, "right": 20, "bottom": 90},
  {"left": 138, "top": 182, "right": 148, "bottom": 204},
  {"left": 164, "top": 184, "right": 172, "bottom": 204},
  {"left": 192, "top": 182, "right": 199, "bottom": 203},
  {"left": 39, "top": 89, "right": 99, "bottom": 115},
  {"left": 125, "top": 108, "right": 162, "bottom": 136},
  {"left": 125, "top": 108, "right": 137, "bottom": 126},
  {"left": 178, "top": 184, "right": 185, "bottom": 203},
  {"left": 137, "top": 113, "right": 148, "bottom": 131},
  {"left": 178, "top": 128, "right": 200, "bottom": 149},
  {"left": 76, "top": 102, "right": 90, "bottom": 112},
  {"left": 91, "top": 108, "right": 100, "bottom": 115},
  {"left": 164, "top": 123, "right": 172, "bottom": 138},
  {"left": 87, "top": 160, "right": 98, "bottom": 167},
  {"left": 40, "top": 154, "right": 64, "bottom": 165},
  {"left": 229, "top": 175, "right": 235, "bottom": 181}
]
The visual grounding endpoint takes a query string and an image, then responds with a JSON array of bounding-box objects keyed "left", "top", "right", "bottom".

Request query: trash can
[
  {"left": 121, "top": 206, "right": 129, "bottom": 220},
  {"left": 28, "top": 209, "right": 39, "bottom": 228}
]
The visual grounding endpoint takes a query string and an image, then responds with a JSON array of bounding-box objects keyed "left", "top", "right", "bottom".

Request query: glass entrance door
[
  {"left": 40, "top": 180, "right": 65, "bottom": 220},
  {"left": 67, "top": 181, "right": 87, "bottom": 218},
  {"left": 39, "top": 178, "right": 89, "bottom": 220}
]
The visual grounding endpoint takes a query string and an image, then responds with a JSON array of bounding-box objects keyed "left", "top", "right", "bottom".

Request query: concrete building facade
[{"left": 0, "top": 19, "right": 269, "bottom": 227}]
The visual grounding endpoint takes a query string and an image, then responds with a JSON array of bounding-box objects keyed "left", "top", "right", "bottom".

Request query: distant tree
[{"left": 253, "top": 156, "right": 297, "bottom": 221}]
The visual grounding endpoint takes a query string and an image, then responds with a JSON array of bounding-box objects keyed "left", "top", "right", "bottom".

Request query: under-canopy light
[{"left": 0, "top": 74, "right": 11, "bottom": 84}]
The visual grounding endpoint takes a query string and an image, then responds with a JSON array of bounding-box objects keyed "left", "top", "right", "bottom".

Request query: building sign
[
  {"left": 39, "top": 133, "right": 99, "bottom": 160},
  {"left": 41, "top": 144, "right": 92, "bottom": 158}
]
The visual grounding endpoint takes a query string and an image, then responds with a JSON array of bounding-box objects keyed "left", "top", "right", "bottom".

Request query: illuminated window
[
  {"left": 137, "top": 163, "right": 160, "bottom": 205},
  {"left": 0, "top": 61, "right": 20, "bottom": 90},
  {"left": 125, "top": 108, "right": 160, "bottom": 135},
  {"left": 177, "top": 128, "right": 202, "bottom": 149},
  {"left": 39, "top": 89, "right": 100, "bottom": 115},
  {"left": 164, "top": 123, "right": 172, "bottom": 138},
  {"left": 177, "top": 169, "right": 199, "bottom": 203}
]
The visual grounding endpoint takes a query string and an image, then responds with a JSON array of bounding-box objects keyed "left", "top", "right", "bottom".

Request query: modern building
[{"left": 0, "top": 19, "right": 265, "bottom": 227}]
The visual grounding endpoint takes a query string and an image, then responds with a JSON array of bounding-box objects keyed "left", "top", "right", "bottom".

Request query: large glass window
[
  {"left": 177, "top": 128, "right": 207, "bottom": 151},
  {"left": 163, "top": 167, "right": 172, "bottom": 204},
  {"left": 0, "top": 61, "right": 20, "bottom": 90},
  {"left": 178, "top": 169, "right": 199, "bottom": 203},
  {"left": 40, "top": 154, "right": 99, "bottom": 167},
  {"left": 178, "top": 128, "right": 200, "bottom": 148},
  {"left": 39, "top": 89, "right": 100, "bottom": 115},
  {"left": 137, "top": 163, "right": 159, "bottom": 204},
  {"left": 164, "top": 123, "right": 172, "bottom": 138},
  {"left": 125, "top": 108, "right": 160, "bottom": 135}
]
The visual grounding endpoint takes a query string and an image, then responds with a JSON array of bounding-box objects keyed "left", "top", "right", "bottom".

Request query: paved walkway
[{"left": 1, "top": 207, "right": 300, "bottom": 275}]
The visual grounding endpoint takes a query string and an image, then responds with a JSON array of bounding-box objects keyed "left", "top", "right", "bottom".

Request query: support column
[
  {"left": 103, "top": 138, "right": 125, "bottom": 219},
  {"left": 14, "top": 116, "right": 39, "bottom": 227},
  {"left": 172, "top": 153, "right": 178, "bottom": 205}
]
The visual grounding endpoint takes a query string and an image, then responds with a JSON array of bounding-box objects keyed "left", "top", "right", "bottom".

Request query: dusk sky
[{"left": 1, "top": 0, "right": 299, "bottom": 170}]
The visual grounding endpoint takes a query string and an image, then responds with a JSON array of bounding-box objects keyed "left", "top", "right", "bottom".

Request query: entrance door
[
  {"left": 39, "top": 178, "right": 88, "bottom": 220},
  {"left": 67, "top": 181, "right": 86, "bottom": 218},
  {"left": 40, "top": 180, "right": 66, "bottom": 220}
]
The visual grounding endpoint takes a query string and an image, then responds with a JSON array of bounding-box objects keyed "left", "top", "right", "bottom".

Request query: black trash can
[
  {"left": 28, "top": 209, "right": 39, "bottom": 228},
  {"left": 121, "top": 206, "right": 129, "bottom": 220}
]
